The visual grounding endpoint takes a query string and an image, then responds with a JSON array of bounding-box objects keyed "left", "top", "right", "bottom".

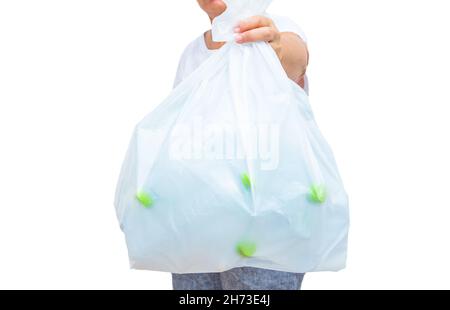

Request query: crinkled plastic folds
[{"left": 115, "top": 0, "right": 349, "bottom": 274}]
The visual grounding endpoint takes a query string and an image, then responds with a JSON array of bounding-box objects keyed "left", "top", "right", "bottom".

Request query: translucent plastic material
[
  {"left": 115, "top": 0, "right": 349, "bottom": 274},
  {"left": 211, "top": 0, "right": 273, "bottom": 42}
]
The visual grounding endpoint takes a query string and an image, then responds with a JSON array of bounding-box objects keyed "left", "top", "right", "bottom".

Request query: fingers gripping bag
[{"left": 115, "top": 0, "right": 349, "bottom": 274}]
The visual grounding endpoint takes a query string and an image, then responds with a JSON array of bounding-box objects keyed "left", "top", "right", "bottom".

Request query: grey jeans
[{"left": 172, "top": 267, "right": 305, "bottom": 290}]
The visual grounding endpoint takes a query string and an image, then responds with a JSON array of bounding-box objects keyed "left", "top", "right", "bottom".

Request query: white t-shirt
[{"left": 173, "top": 14, "right": 309, "bottom": 93}]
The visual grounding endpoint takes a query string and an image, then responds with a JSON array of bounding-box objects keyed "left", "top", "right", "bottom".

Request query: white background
[{"left": 1, "top": 0, "right": 449, "bottom": 290}]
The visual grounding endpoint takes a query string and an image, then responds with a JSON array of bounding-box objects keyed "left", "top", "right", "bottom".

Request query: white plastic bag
[{"left": 115, "top": 0, "right": 349, "bottom": 274}]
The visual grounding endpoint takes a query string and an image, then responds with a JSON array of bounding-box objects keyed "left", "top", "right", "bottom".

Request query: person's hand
[
  {"left": 234, "top": 15, "right": 309, "bottom": 86},
  {"left": 234, "top": 16, "right": 282, "bottom": 58}
]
